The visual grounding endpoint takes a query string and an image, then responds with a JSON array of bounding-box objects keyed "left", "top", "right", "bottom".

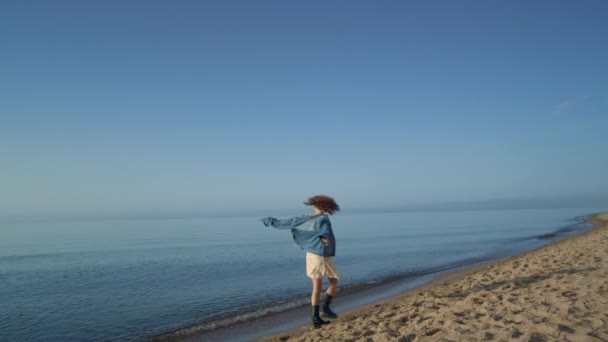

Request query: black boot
[
  {"left": 321, "top": 294, "right": 338, "bottom": 318},
  {"left": 311, "top": 305, "right": 330, "bottom": 328}
]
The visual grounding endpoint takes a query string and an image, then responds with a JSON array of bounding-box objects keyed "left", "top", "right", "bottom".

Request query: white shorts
[{"left": 306, "top": 252, "right": 340, "bottom": 279}]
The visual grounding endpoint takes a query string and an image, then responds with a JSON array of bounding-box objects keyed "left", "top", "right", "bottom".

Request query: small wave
[
  {"left": 148, "top": 296, "right": 310, "bottom": 341},
  {"left": 537, "top": 219, "right": 591, "bottom": 240},
  {"left": 503, "top": 215, "right": 592, "bottom": 243}
]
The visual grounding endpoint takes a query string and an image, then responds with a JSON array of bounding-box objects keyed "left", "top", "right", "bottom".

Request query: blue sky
[{"left": 1, "top": 1, "right": 607, "bottom": 218}]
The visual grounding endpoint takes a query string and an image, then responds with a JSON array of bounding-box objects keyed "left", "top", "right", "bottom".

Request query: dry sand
[{"left": 259, "top": 213, "right": 608, "bottom": 342}]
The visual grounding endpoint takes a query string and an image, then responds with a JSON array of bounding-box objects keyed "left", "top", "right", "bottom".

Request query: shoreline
[
  {"left": 149, "top": 212, "right": 599, "bottom": 342},
  {"left": 258, "top": 212, "right": 608, "bottom": 342},
  {"left": 149, "top": 256, "right": 497, "bottom": 342}
]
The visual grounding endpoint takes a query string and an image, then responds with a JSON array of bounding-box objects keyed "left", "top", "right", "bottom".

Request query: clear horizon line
[{"left": 1, "top": 194, "right": 607, "bottom": 224}]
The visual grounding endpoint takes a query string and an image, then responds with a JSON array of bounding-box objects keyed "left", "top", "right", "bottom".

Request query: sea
[{"left": 0, "top": 207, "right": 604, "bottom": 342}]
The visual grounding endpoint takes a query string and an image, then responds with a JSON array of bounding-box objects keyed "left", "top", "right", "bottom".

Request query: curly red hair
[{"left": 304, "top": 195, "right": 340, "bottom": 215}]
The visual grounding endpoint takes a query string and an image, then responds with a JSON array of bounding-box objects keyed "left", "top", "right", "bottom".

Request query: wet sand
[{"left": 259, "top": 213, "right": 608, "bottom": 342}]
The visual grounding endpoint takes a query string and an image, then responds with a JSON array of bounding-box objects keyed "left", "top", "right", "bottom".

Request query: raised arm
[{"left": 261, "top": 216, "right": 301, "bottom": 229}]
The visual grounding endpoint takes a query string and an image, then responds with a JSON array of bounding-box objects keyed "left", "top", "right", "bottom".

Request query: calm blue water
[{"left": 0, "top": 207, "right": 603, "bottom": 341}]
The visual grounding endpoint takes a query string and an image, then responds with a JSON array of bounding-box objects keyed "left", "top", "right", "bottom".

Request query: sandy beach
[{"left": 259, "top": 213, "right": 608, "bottom": 342}]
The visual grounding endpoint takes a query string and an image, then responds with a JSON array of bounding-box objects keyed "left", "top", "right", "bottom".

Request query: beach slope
[{"left": 259, "top": 213, "right": 608, "bottom": 342}]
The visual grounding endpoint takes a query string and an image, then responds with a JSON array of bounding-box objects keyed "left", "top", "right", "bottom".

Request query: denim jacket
[{"left": 261, "top": 214, "right": 336, "bottom": 257}]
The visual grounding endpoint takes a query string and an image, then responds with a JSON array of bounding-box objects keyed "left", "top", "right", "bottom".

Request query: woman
[{"left": 261, "top": 195, "right": 340, "bottom": 328}]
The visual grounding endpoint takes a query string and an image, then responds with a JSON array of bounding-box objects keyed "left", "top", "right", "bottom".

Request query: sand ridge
[{"left": 259, "top": 213, "right": 608, "bottom": 342}]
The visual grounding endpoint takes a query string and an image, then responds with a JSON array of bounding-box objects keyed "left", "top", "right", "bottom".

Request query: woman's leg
[
  {"left": 321, "top": 277, "right": 339, "bottom": 318},
  {"left": 310, "top": 278, "right": 329, "bottom": 327},
  {"left": 310, "top": 278, "right": 323, "bottom": 305},
  {"left": 326, "top": 277, "right": 338, "bottom": 296}
]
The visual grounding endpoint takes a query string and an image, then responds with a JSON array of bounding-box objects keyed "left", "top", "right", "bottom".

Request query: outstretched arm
[{"left": 261, "top": 216, "right": 298, "bottom": 230}]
